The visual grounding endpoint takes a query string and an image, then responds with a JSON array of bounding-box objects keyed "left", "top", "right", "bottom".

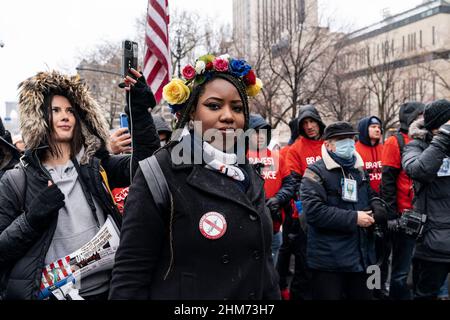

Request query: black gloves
[
  {"left": 125, "top": 75, "right": 156, "bottom": 118},
  {"left": 26, "top": 184, "right": 65, "bottom": 231},
  {"left": 370, "top": 198, "right": 388, "bottom": 226},
  {"left": 266, "top": 197, "right": 282, "bottom": 224}
]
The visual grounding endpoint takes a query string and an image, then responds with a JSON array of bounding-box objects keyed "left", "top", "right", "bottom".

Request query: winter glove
[
  {"left": 370, "top": 198, "right": 388, "bottom": 226},
  {"left": 266, "top": 197, "right": 282, "bottom": 224},
  {"left": 125, "top": 75, "right": 156, "bottom": 118},
  {"left": 26, "top": 184, "right": 65, "bottom": 231}
]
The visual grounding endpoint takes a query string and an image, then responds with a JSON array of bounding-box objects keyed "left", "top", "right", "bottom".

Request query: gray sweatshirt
[{"left": 44, "top": 150, "right": 110, "bottom": 297}]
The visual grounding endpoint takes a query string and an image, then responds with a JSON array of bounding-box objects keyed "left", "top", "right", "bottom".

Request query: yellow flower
[
  {"left": 198, "top": 54, "right": 215, "bottom": 64},
  {"left": 246, "top": 78, "right": 263, "bottom": 97},
  {"left": 163, "top": 79, "right": 191, "bottom": 105}
]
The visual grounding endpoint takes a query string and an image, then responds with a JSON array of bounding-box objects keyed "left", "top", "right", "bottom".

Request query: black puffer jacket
[
  {"left": 0, "top": 118, "right": 20, "bottom": 179},
  {"left": 402, "top": 120, "right": 450, "bottom": 263},
  {"left": 0, "top": 71, "right": 159, "bottom": 299}
]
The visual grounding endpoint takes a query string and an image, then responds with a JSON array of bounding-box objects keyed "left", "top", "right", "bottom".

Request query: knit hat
[
  {"left": 399, "top": 102, "right": 425, "bottom": 131},
  {"left": 370, "top": 117, "right": 381, "bottom": 125},
  {"left": 323, "top": 121, "right": 359, "bottom": 140},
  {"left": 424, "top": 99, "right": 450, "bottom": 130}
]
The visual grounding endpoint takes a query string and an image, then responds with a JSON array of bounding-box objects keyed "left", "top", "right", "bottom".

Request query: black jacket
[
  {"left": 0, "top": 71, "right": 160, "bottom": 300},
  {"left": 402, "top": 120, "right": 450, "bottom": 263},
  {"left": 300, "top": 146, "right": 376, "bottom": 272},
  {"left": 109, "top": 144, "right": 280, "bottom": 300}
]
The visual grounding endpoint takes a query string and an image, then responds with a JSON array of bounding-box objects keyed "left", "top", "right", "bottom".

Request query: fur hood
[
  {"left": 18, "top": 71, "right": 110, "bottom": 164},
  {"left": 409, "top": 118, "right": 431, "bottom": 142}
]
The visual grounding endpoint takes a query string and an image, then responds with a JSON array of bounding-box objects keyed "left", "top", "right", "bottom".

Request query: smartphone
[
  {"left": 121, "top": 40, "right": 138, "bottom": 77},
  {"left": 119, "top": 113, "right": 129, "bottom": 129}
]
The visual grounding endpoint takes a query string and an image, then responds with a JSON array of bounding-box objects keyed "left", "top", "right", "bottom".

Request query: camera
[
  {"left": 387, "top": 209, "right": 427, "bottom": 240},
  {"left": 121, "top": 40, "right": 138, "bottom": 77}
]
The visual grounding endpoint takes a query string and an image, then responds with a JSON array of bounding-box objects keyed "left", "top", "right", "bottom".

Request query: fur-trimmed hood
[
  {"left": 409, "top": 118, "right": 431, "bottom": 142},
  {"left": 18, "top": 71, "right": 110, "bottom": 164}
]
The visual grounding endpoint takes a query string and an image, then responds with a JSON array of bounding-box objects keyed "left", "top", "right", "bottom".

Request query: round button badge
[{"left": 199, "top": 212, "right": 227, "bottom": 240}]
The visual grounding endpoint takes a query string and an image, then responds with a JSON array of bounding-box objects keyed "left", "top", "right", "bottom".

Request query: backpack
[
  {"left": 396, "top": 132, "right": 406, "bottom": 160},
  {"left": 138, "top": 152, "right": 171, "bottom": 212},
  {"left": 4, "top": 165, "right": 27, "bottom": 211}
]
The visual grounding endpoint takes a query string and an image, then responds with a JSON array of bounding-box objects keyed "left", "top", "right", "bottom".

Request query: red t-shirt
[
  {"left": 286, "top": 137, "right": 323, "bottom": 176},
  {"left": 248, "top": 148, "right": 288, "bottom": 233},
  {"left": 356, "top": 141, "right": 384, "bottom": 194},
  {"left": 382, "top": 133, "right": 414, "bottom": 213}
]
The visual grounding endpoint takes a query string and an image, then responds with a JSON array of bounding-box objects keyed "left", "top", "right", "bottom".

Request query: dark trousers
[
  {"left": 389, "top": 231, "right": 416, "bottom": 300},
  {"left": 374, "top": 232, "right": 391, "bottom": 299},
  {"left": 311, "top": 270, "right": 373, "bottom": 300},
  {"left": 413, "top": 259, "right": 450, "bottom": 300},
  {"left": 276, "top": 221, "right": 312, "bottom": 300}
]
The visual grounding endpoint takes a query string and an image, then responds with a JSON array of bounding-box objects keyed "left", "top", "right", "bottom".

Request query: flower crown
[{"left": 163, "top": 54, "right": 263, "bottom": 113}]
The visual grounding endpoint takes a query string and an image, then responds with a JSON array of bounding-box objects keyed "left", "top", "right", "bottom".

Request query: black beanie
[{"left": 424, "top": 99, "right": 450, "bottom": 130}]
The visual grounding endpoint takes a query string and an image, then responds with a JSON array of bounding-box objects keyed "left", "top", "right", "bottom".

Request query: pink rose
[
  {"left": 182, "top": 65, "right": 196, "bottom": 80},
  {"left": 213, "top": 58, "right": 229, "bottom": 72}
]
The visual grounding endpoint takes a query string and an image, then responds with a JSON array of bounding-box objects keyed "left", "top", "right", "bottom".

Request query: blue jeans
[
  {"left": 438, "top": 276, "right": 449, "bottom": 299},
  {"left": 271, "top": 231, "right": 282, "bottom": 266},
  {"left": 389, "top": 231, "right": 416, "bottom": 300}
]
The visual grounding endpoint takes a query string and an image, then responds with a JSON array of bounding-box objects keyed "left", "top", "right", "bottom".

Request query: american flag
[{"left": 144, "top": 0, "right": 171, "bottom": 103}]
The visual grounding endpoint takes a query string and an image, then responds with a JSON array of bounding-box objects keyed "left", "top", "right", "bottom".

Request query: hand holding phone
[
  {"left": 122, "top": 40, "right": 138, "bottom": 78},
  {"left": 119, "top": 113, "right": 129, "bottom": 129}
]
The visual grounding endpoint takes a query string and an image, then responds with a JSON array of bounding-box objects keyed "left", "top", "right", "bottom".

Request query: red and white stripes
[{"left": 144, "top": 0, "right": 171, "bottom": 103}]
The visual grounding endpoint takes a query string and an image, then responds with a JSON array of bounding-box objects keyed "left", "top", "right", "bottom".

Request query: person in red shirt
[
  {"left": 280, "top": 105, "right": 326, "bottom": 300},
  {"left": 286, "top": 105, "right": 325, "bottom": 179},
  {"left": 380, "top": 102, "right": 425, "bottom": 300},
  {"left": 356, "top": 116, "right": 384, "bottom": 194},
  {"left": 248, "top": 114, "right": 292, "bottom": 265}
]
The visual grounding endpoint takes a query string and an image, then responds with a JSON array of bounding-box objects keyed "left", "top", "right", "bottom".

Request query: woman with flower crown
[{"left": 109, "top": 54, "right": 280, "bottom": 300}]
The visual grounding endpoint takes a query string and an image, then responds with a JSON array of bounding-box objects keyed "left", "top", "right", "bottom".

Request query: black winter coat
[
  {"left": 402, "top": 121, "right": 450, "bottom": 263},
  {"left": 0, "top": 118, "right": 159, "bottom": 300},
  {"left": 300, "top": 146, "right": 376, "bottom": 272},
  {"left": 109, "top": 146, "right": 281, "bottom": 300}
]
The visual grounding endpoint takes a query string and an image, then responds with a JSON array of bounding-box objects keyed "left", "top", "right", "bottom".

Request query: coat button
[
  {"left": 249, "top": 214, "right": 258, "bottom": 221},
  {"left": 248, "top": 292, "right": 256, "bottom": 300},
  {"left": 253, "top": 250, "right": 261, "bottom": 260},
  {"left": 222, "top": 254, "right": 230, "bottom": 264}
]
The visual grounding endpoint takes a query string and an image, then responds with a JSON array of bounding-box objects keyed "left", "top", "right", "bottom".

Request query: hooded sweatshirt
[
  {"left": 356, "top": 116, "right": 383, "bottom": 193},
  {"left": 286, "top": 105, "right": 325, "bottom": 177}
]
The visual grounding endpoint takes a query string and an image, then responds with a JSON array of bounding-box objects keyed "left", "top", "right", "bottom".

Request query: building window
[
  {"left": 391, "top": 39, "right": 395, "bottom": 56},
  {"left": 433, "top": 74, "right": 436, "bottom": 99},
  {"left": 420, "top": 30, "right": 423, "bottom": 48},
  {"left": 402, "top": 36, "right": 405, "bottom": 53},
  {"left": 432, "top": 26, "right": 436, "bottom": 45}
]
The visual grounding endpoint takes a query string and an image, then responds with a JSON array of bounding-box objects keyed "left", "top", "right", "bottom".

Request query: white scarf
[{"left": 182, "top": 127, "right": 245, "bottom": 181}]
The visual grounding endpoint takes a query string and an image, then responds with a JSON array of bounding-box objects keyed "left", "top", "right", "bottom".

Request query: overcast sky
[{"left": 0, "top": 0, "right": 425, "bottom": 116}]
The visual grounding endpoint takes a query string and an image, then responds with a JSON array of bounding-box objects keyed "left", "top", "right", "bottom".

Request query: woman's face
[
  {"left": 193, "top": 78, "right": 245, "bottom": 150},
  {"left": 50, "top": 95, "right": 76, "bottom": 143}
]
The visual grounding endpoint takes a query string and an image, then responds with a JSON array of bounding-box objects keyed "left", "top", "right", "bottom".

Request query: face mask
[
  {"left": 334, "top": 138, "right": 355, "bottom": 160},
  {"left": 160, "top": 140, "right": 167, "bottom": 147}
]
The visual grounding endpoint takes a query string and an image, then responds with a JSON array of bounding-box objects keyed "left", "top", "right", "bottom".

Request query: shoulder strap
[
  {"left": 139, "top": 152, "right": 170, "bottom": 213},
  {"left": 396, "top": 132, "right": 406, "bottom": 156},
  {"left": 4, "top": 165, "right": 26, "bottom": 211}
]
